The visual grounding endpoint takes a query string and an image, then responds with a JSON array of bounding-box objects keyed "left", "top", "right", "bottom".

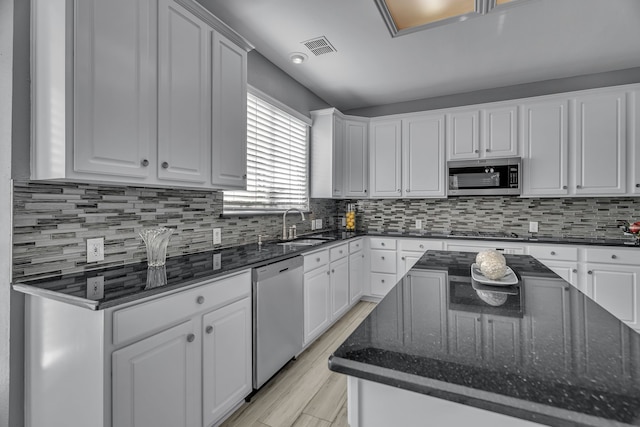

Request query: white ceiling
[{"left": 198, "top": 0, "right": 640, "bottom": 111}]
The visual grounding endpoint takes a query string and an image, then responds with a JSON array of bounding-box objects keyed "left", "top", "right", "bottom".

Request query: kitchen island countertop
[{"left": 329, "top": 250, "right": 640, "bottom": 426}]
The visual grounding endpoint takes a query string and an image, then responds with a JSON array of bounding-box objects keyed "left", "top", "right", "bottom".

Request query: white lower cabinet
[
  {"left": 113, "top": 321, "right": 200, "bottom": 427},
  {"left": 24, "top": 269, "right": 252, "bottom": 427},
  {"left": 330, "top": 256, "right": 350, "bottom": 320},
  {"left": 348, "top": 244, "right": 365, "bottom": 306},
  {"left": 397, "top": 239, "right": 443, "bottom": 280},
  {"left": 303, "top": 261, "right": 331, "bottom": 346},
  {"left": 527, "top": 245, "right": 579, "bottom": 287}
]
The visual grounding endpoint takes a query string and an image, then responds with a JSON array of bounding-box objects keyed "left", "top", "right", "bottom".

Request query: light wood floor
[{"left": 220, "top": 301, "right": 377, "bottom": 427}]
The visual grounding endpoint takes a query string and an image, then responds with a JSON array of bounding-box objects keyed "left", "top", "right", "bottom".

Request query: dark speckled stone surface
[{"left": 329, "top": 251, "right": 640, "bottom": 427}]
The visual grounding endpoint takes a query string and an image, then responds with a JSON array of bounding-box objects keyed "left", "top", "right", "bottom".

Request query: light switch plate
[
  {"left": 213, "top": 228, "right": 222, "bottom": 245},
  {"left": 529, "top": 221, "right": 539, "bottom": 233},
  {"left": 87, "top": 237, "right": 104, "bottom": 262},
  {"left": 86, "top": 276, "right": 104, "bottom": 299}
]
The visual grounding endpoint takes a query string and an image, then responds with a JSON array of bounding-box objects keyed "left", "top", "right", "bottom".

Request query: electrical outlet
[
  {"left": 341, "top": 217, "right": 346, "bottom": 227},
  {"left": 529, "top": 221, "right": 539, "bottom": 233},
  {"left": 213, "top": 228, "right": 222, "bottom": 245},
  {"left": 415, "top": 219, "right": 423, "bottom": 229},
  {"left": 213, "top": 253, "right": 221, "bottom": 270},
  {"left": 316, "top": 218, "right": 322, "bottom": 229},
  {"left": 86, "top": 276, "right": 104, "bottom": 299},
  {"left": 86, "top": 238, "right": 104, "bottom": 262}
]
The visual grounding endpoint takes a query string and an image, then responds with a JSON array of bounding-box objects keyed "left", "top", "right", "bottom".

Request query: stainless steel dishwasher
[{"left": 252, "top": 256, "right": 304, "bottom": 390}]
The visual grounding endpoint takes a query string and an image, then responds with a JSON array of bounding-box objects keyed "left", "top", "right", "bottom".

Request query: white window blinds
[{"left": 223, "top": 92, "right": 309, "bottom": 213}]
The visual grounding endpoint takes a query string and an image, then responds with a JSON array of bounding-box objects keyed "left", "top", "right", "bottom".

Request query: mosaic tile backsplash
[
  {"left": 12, "top": 181, "right": 337, "bottom": 280},
  {"left": 13, "top": 179, "right": 640, "bottom": 280},
  {"left": 338, "top": 197, "right": 640, "bottom": 239}
]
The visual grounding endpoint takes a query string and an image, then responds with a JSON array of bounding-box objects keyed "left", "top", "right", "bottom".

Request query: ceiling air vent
[{"left": 302, "top": 36, "right": 337, "bottom": 56}]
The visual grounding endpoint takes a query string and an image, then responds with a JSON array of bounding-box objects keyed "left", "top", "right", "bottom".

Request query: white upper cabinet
[
  {"left": 447, "top": 105, "right": 518, "bottom": 160},
  {"left": 402, "top": 114, "right": 446, "bottom": 197},
  {"left": 344, "top": 119, "right": 369, "bottom": 198},
  {"left": 632, "top": 89, "right": 640, "bottom": 195},
  {"left": 521, "top": 99, "right": 569, "bottom": 196},
  {"left": 72, "top": 0, "right": 155, "bottom": 180},
  {"left": 573, "top": 91, "right": 627, "bottom": 195},
  {"left": 31, "top": 0, "right": 251, "bottom": 190},
  {"left": 211, "top": 32, "right": 248, "bottom": 189},
  {"left": 157, "top": 0, "right": 210, "bottom": 184},
  {"left": 310, "top": 109, "right": 344, "bottom": 198},
  {"left": 369, "top": 119, "right": 402, "bottom": 198}
]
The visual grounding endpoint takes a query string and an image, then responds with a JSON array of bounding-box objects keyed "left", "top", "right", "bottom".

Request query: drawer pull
[
  {"left": 474, "top": 149, "right": 479, "bottom": 154},
  {"left": 187, "top": 334, "right": 195, "bottom": 343},
  {"left": 331, "top": 269, "right": 335, "bottom": 273},
  {"left": 550, "top": 251, "right": 556, "bottom": 255},
  {"left": 161, "top": 161, "right": 169, "bottom": 169},
  {"left": 562, "top": 185, "right": 568, "bottom": 190},
  {"left": 196, "top": 296, "right": 205, "bottom": 304},
  {"left": 381, "top": 256, "right": 385, "bottom": 260},
  {"left": 206, "top": 326, "right": 213, "bottom": 334},
  {"left": 381, "top": 279, "right": 385, "bottom": 283},
  {"left": 381, "top": 242, "right": 385, "bottom": 246},
  {"left": 419, "top": 244, "right": 424, "bottom": 249},
  {"left": 636, "top": 184, "right": 640, "bottom": 188},
  {"left": 611, "top": 254, "right": 617, "bottom": 259},
  {"left": 588, "top": 270, "right": 593, "bottom": 275},
  {"left": 401, "top": 257, "right": 405, "bottom": 261},
  {"left": 141, "top": 159, "right": 149, "bottom": 167},
  {"left": 576, "top": 184, "right": 582, "bottom": 189},
  {"left": 572, "top": 269, "right": 577, "bottom": 273}
]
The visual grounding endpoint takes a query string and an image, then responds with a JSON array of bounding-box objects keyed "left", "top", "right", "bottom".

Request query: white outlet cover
[
  {"left": 87, "top": 237, "right": 104, "bottom": 262},
  {"left": 86, "top": 276, "right": 104, "bottom": 299},
  {"left": 529, "top": 221, "right": 539, "bottom": 233},
  {"left": 213, "top": 253, "right": 221, "bottom": 270},
  {"left": 415, "top": 219, "right": 423, "bottom": 229},
  {"left": 316, "top": 218, "right": 322, "bottom": 229},
  {"left": 213, "top": 228, "right": 222, "bottom": 245}
]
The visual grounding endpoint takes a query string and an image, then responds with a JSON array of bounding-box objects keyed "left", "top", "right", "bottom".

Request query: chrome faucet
[{"left": 282, "top": 208, "right": 305, "bottom": 240}]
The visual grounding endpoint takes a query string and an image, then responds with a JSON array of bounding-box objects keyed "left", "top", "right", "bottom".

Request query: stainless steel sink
[{"left": 277, "top": 238, "right": 329, "bottom": 247}]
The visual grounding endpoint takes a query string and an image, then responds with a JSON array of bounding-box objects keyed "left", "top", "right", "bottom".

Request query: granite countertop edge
[{"left": 327, "top": 355, "right": 617, "bottom": 427}]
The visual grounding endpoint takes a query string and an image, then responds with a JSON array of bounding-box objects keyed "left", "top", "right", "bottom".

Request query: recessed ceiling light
[{"left": 289, "top": 52, "right": 308, "bottom": 64}]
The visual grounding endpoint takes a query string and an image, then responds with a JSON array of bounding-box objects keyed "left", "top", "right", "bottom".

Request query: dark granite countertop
[
  {"left": 329, "top": 250, "right": 640, "bottom": 426},
  {"left": 12, "top": 230, "right": 637, "bottom": 311}
]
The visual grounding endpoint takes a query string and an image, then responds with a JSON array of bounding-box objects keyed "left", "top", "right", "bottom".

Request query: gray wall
[
  {"left": 344, "top": 67, "right": 640, "bottom": 117},
  {"left": 247, "top": 50, "right": 330, "bottom": 117}
]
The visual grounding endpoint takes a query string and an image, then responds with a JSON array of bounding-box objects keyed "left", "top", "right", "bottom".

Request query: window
[{"left": 223, "top": 91, "right": 310, "bottom": 214}]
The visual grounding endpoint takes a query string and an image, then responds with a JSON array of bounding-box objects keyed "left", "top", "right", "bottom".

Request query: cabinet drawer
[
  {"left": 585, "top": 247, "right": 638, "bottom": 265},
  {"left": 304, "top": 249, "right": 329, "bottom": 272},
  {"left": 528, "top": 245, "right": 578, "bottom": 262},
  {"left": 113, "top": 270, "right": 250, "bottom": 346},
  {"left": 370, "top": 238, "right": 396, "bottom": 250},
  {"left": 370, "top": 273, "right": 397, "bottom": 297},
  {"left": 399, "top": 239, "right": 442, "bottom": 252},
  {"left": 349, "top": 239, "right": 364, "bottom": 253},
  {"left": 330, "top": 243, "right": 349, "bottom": 261},
  {"left": 371, "top": 249, "right": 397, "bottom": 274}
]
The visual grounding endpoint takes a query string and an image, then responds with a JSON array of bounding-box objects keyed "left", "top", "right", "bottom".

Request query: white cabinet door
[
  {"left": 542, "top": 261, "right": 578, "bottom": 287},
  {"left": 349, "top": 251, "right": 365, "bottom": 306},
  {"left": 344, "top": 119, "right": 369, "bottom": 198},
  {"left": 112, "top": 320, "right": 199, "bottom": 427},
  {"left": 446, "top": 110, "right": 480, "bottom": 160},
  {"left": 481, "top": 105, "right": 519, "bottom": 158},
  {"left": 330, "top": 257, "right": 350, "bottom": 320},
  {"left": 202, "top": 297, "right": 252, "bottom": 427},
  {"left": 522, "top": 277, "right": 572, "bottom": 377},
  {"left": 211, "top": 31, "right": 247, "bottom": 189},
  {"left": 402, "top": 114, "right": 446, "bottom": 197},
  {"left": 521, "top": 99, "right": 569, "bottom": 196},
  {"left": 585, "top": 264, "right": 640, "bottom": 330},
  {"left": 332, "top": 116, "right": 345, "bottom": 198},
  {"left": 157, "top": 0, "right": 210, "bottom": 184},
  {"left": 369, "top": 120, "right": 402, "bottom": 198},
  {"left": 448, "top": 311, "right": 483, "bottom": 362},
  {"left": 573, "top": 92, "right": 627, "bottom": 195},
  {"left": 74, "top": 0, "right": 154, "bottom": 179},
  {"left": 630, "top": 89, "right": 640, "bottom": 195},
  {"left": 303, "top": 267, "right": 331, "bottom": 345},
  {"left": 483, "top": 316, "right": 521, "bottom": 367}
]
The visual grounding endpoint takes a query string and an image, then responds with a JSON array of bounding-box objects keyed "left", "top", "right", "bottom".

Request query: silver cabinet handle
[
  {"left": 576, "top": 185, "right": 582, "bottom": 189},
  {"left": 381, "top": 256, "right": 385, "bottom": 260},
  {"left": 562, "top": 185, "right": 568, "bottom": 190},
  {"left": 419, "top": 244, "right": 424, "bottom": 249},
  {"left": 401, "top": 257, "right": 405, "bottom": 260},
  {"left": 636, "top": 184, "right": 640, "bottom": 188},
  {"left": 364, "top": 189, "right": 367, "bottom": 193},
  {"left": 485, "top": 148, "right": 491, "bottom": 152},
  {"left": 611, "top": 254, "right": 617, "bottom": 259},
  {"left": 206, "top": 326, "right": 213, "bottom": 334},
  {"left": 476, "top": 318, "right": 481, "bottom": 322},
  {"left": 161, "top": 161, "right": 169, "bottom": 169},
  {"left": 197, "top": 296, "right": 205, "bottom": 304},
  {"left": 588, "top": 270, "right": 593, "bottom": 275},
  {"left": 381, "top": 242, "right": 385, "bottom": 246},
  {"left": 550, "top": 251, "right": 556, "bottom": 255},
  {"left": 331, "top": 269, "right": 335, "bottom": 273},
  {"left": 187, "top": 334, "right": 195, "bottom": 343},
  {"left": 381, "top": 279, "right": 385, "bottom": 283},
  {"left": 141, "top": 159, "right": 149, "bottom": 167},
  {"left": 326, "top": 271, "right": 330, "bottom": 275},
  {"left": 474, "top": 149, "right": 479, "bottom": 153},
  {"left": 572, "top": 269, "right": 577, "bottom": 273}
]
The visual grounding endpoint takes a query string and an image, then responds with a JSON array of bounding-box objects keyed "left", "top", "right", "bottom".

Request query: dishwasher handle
[{"left": 253, "top": 256, "right": 303, "bottom": 282}]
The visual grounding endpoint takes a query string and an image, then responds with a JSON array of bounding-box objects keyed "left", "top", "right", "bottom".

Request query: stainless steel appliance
[
  {"left": 447, "top": 157, "right": 521, "bottom": 196},
  {"left": 252, "top": 256, "right": 303, "bottom": 389}
]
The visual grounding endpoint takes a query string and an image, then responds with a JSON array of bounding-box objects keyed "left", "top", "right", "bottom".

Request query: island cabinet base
[{"left": 347, "top": 377, "right": 543, "bottom": 427}]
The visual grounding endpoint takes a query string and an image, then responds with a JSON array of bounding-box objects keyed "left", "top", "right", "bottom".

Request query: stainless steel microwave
[{"left": 447, "top": 157, "right": 521, "bottom": 196}]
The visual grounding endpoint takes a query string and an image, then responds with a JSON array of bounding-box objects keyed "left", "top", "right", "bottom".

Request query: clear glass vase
[{"left": 139, "top": 227, "right": 173, "bottom": 267}]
